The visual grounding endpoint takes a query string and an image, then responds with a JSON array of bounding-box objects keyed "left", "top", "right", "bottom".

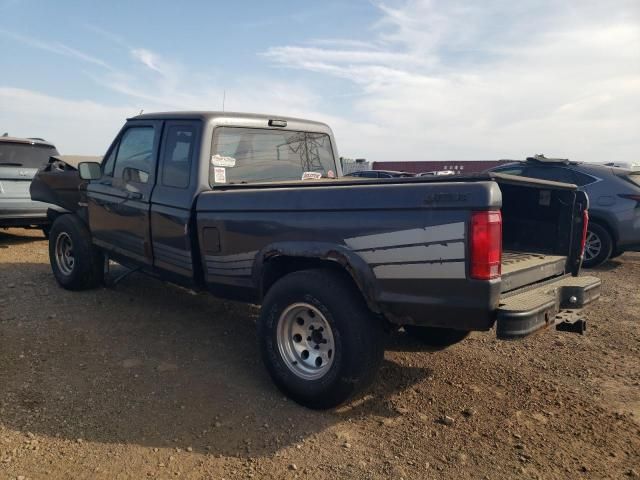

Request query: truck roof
[{"left": 130, "top": 111, "right": 333, "bottom": 134}]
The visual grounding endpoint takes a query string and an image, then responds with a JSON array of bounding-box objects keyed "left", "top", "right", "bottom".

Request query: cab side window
[
  {"left": 113, "top": 127, "right": 155, "bottom": 185},
  {"left": 161, "top": 125, "right": 196, "bottom": 188}
]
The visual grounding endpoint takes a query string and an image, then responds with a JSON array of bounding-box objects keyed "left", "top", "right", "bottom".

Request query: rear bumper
[
  {"left": 0, "top": 200, "right": 52, "bottom": 226},
  {"left": 496, "top": 275, "right": 601, "bottom": 340}
]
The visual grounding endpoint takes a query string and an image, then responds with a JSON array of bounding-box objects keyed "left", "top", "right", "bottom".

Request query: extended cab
[{"left": 32, "top": 111, "right": 601, "bottom": 409}]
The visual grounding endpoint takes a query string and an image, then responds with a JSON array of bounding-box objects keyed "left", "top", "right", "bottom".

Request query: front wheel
[
  {"left": 258, "top": 269, "right": 383, "bottom": 409},
  {"left": 49, "top": 215, "right": 104, "bottom": 290}
]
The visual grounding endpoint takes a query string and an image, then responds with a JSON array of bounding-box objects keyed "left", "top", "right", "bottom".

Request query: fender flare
[{"left": 254, "top": 241, "right": 381, "bottom": 313}]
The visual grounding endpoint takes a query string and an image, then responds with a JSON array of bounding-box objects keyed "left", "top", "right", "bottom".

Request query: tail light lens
[
  {"left": 470, "top": 211, "right": 502, "bottom": 280},
  {"left": 580, "top": 210, "right": 589, "bottom": 257}
]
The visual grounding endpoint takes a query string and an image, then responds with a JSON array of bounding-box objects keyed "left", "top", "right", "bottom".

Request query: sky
[{"left": 1, "top": 0, "right": 639, "bottom": 162}]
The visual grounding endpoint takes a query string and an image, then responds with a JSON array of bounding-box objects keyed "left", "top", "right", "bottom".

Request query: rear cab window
[{"left": 209, "top": 127, "right": 336, "bottom": 185}]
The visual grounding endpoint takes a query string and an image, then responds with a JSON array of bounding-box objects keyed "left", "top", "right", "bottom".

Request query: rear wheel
[
  {"left": 258, "top": 269, "right": 383, "bottom": 409},
  {"left": 609, "top": 248, "right": 624, "bottom": 259},
  {"left": 582, "top": 223, "right": 613, "bottom": 268},
  {"left": 404, "top": 325, "right": 470, "bottom": 348},
  {"left": 49, "top": 215, "right": 104, "bottom": 290}
]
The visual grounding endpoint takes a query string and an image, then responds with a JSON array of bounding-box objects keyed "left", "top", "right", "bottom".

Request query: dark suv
[
  {"left": 0, "top": 136, "right": 59, "bottom": 235},
  {"left": 489, "top": 156, "right": 640, "bottom": 267}
]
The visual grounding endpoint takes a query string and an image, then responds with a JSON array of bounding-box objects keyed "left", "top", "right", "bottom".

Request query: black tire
[
  {"left": 404, "top": 325, "right": 470, "bottom": 348},
  {"left": 582, "top": 222, "right": 613, "bottom": 268},
  {"left": 609, "top": 249, "right": 624, "bottom": 259},
  {"left": 258, "top": 269, "right": 383, "bottom": 409},
  {"left": 49, "top": 214, "right": 104, "bottom": 290},
  {"left": 42, "top": 225, "right": 51, "bottom": 239}
]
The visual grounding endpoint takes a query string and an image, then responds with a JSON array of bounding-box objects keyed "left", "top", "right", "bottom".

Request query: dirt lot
[{"left": 0, "top": 228, "right": 639, "bottom": 480}]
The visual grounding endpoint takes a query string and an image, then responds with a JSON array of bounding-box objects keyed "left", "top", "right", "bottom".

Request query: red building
[{"left": 372, "top": 160, "right": 513, "bottom": 175}]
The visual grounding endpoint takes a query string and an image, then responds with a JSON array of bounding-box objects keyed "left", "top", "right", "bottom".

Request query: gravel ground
[{"left": 1, "top": 228, "right": 639, "bottom": 480}]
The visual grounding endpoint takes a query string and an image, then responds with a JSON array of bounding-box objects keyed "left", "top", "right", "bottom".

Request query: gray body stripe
[
  {"left": 205, "top": 259, "right": 254, "bottom": 269},
  {"left": 358, "top": 242, "right": 464, "bottom": 264},
  {"left": 345, "top": 222, "right": 465, "bottom": 250},
  {"left": 204, "top": 251, "right": 258, "bottom": 262},
  {"left": 374, "top": 262, "right": 466, "bottom": 279},
  {"left": 208, "top": 268, "right": 252, "bottom": 277}
]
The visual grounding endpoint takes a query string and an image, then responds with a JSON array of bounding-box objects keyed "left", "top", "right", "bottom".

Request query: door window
[
  {"left": 101, "top": 143, "right": 118, "bottom": 176},
  {"left": 524, "top": 166, "right": 575, "bottom": 184},
  {"left": 113, "top": 127, "right": 155, "bottom": 185}
]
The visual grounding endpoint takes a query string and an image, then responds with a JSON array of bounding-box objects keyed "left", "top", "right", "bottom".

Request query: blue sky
[{"left": 1, "top": 0, "right": 639, "bottom": 162}]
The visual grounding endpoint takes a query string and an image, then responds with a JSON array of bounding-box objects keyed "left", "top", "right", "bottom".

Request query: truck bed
[{"left": 501, "top": 251, "right": 567, "bottom": 292}]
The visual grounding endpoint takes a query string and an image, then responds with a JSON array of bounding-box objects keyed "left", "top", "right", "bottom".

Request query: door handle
[{"left": 127, "top": 191, "right": 143, "bottom": 200}]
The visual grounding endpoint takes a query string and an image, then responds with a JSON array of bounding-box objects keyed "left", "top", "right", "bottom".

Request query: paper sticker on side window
[
  {"left": 211, "top": 155, "right": 236, "bottom": 168},
  {"left": 302, "top": 171, "right": 322, "bottom": 180}
]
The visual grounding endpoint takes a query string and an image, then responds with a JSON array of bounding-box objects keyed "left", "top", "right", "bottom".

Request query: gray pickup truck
[{"left": 31, "top": 111, "right": 601, "bottom": 409}]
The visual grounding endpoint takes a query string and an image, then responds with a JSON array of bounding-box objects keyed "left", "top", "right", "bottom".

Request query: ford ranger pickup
[{"left": 31, "top": 111, "right": 601, "bottom": 409}]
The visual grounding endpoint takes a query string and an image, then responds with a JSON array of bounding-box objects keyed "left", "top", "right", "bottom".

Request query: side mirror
[{"left": 78, "top": 162, "right": 102, "bottom": 180}]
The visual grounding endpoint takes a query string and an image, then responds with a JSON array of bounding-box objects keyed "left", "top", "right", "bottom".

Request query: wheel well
[
  {"left": 588, "top": 216, "right": 617, "bottom": 247},
  {"left": 46, "top": 208, "right": 65, "bottom": 223},
  {"left": 261, "top": 256, "right": 375, "bottom": 310}
]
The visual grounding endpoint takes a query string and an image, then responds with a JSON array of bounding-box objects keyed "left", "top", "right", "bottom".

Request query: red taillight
[
  {"left": 470, "top": 211, "right": 502, "bottom": 280},
  {"left": 580, "top": 210, "right": 589, "bottom": 257}
]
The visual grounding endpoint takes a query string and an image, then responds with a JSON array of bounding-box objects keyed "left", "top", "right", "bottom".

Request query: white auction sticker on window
[
  {"left": 301, "top": 171, "right": 322, "bottom": 180},
  {"left": 211, "top": 154, "right": 236, "bottom": 168},
  {"left": 213, "top": 167, "right": 227, "bottom": 184}
]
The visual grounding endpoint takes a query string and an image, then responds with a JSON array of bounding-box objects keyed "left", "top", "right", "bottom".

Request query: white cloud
[
  {"left": 0, "top": 87, "right": 134, "bottom": 155},
  {"left": 265, "top": 0, "right": 640, "bottom": 162},
  {"left": 2, "top": 3, "right": 639, "bottom": 163},
  {"left": 0, "top": 29, "right": 113, "bottom": 70},
  {"left": 131, "top": 48, "right": 165, "bottom": 75}
]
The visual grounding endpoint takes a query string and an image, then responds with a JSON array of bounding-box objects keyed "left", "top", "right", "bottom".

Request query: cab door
[
  {"left": 150, "top": 120, "right": 201, "bottom": 283},
  {"left": 87, "top": 121, "right": 162, "bottom": 266}
]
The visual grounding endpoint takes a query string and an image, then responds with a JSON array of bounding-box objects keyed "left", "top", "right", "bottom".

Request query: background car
[
  {"left": 489, "top": 155, "right": 640, "bottom": 267},
  {"left": 418, "top": 170, "right": 456, "bottom": 176},
  {"left": 345, "top": 169, "right": 414, "bottom": 178},
  {"left": 0, "top": 135, "right": 59, "bottom": 236}
]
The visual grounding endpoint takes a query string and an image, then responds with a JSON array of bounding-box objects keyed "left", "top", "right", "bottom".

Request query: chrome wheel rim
[
  {"left": 55, "top": 232, "right": 75, "bottom": 275},
  {"left": 276, "top": 303, "right": 335, "bottom": 380},
  {"left": 584, "top": 230, "right": 602, "bottom": 261}
]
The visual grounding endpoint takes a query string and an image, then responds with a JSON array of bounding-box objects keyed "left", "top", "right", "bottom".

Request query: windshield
[
  {"left": 210, "top": 127, "right": 336, "bottom": 185},
  {"left": 0, "top": 142, "right": 58, "bottom": 168}
]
